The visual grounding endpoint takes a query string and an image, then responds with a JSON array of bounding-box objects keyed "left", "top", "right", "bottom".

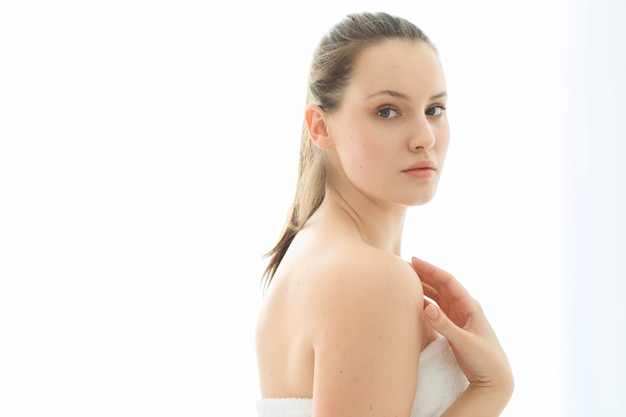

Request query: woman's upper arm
[{"left": 310, "top": 254, "right": 424, "bottom": 417}]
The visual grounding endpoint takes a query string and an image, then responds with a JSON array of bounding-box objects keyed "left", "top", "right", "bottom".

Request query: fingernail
[{"left": 425, "top": 304, "right": 439, "bottom": 320}]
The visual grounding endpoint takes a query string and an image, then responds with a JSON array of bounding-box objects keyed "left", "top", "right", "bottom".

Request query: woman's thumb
[{"left": 424, "top": 304, "right": 461, "bottom": 344}]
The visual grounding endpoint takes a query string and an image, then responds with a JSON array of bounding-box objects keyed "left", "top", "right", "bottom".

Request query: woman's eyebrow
[
  {"left": 366, "top": 90, "right": 448, "bottom": 101},
  {"left": 430, "top": 91, "right": 448, "bottom": 100},
  {"left": 366, "top": 89, "right": 410, "bottom": 100}
]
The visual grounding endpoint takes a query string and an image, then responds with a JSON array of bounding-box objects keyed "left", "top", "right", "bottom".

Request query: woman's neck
[{"left": 321, "top": 185, "right": 407, "bottom": 256}]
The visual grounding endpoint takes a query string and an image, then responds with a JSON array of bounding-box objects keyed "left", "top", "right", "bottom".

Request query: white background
[{"left": 1, "top": 1, "right": 624, "bottom": 416}]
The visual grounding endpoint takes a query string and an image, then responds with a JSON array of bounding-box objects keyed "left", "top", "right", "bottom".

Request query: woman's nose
[{"left": 408, "top": 116, "right": 436, "bottom": 152}]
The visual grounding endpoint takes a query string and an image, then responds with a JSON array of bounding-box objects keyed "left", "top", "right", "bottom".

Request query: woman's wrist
[{"left": 441, "top": 381, "right": 514, "bottom": 417}]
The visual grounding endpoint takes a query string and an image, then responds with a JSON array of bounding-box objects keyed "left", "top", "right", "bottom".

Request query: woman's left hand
[{"left": 410, "top": 256, "right": 514, "bottom": 396}]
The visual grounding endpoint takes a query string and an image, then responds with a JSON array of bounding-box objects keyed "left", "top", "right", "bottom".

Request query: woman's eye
[
  {"left": 426, "top": 105, "right": 447, "bottom": 116},
  {"left": 377, "top": 107, "right": 399, "bottom": 119}
]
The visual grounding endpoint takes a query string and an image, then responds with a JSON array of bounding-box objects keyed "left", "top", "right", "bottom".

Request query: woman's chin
[{"left": 405, "top": 191, "right": 437, "bottom": 207}]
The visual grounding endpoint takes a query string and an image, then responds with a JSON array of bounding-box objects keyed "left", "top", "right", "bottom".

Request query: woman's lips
[
  {"left": 403, "top": 167, "right": 436, "bottom": 179},
  {"left": 403, "top": 161, "right": 436, "bottom": 178}
]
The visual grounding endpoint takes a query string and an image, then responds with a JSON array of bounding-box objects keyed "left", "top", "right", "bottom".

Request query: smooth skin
[{"left": 256, "top": 39, "right": 511, "bottom": 417}]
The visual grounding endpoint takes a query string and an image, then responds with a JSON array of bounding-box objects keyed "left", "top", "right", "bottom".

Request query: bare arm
[
  {"left": 411, "top": 257, "right": 514, "bottom": 417},
  {"left": 311, "top": 252, "right": 425, "bottom": 417}
]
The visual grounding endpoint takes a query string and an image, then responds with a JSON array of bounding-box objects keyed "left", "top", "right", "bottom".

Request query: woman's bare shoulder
[
  {"left": 304, "top": 242, "right": 424, "bottom": 319},
  {"left": 330, "top": 241, "right": 418, "bottom": 280}
]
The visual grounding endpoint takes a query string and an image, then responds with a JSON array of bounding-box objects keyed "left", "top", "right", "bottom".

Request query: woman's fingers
[
  {"left": 412, "top": 257, "right": 470, "bottom": 306},
  {"left": 424, "top": 303, "right": 471, "bottom": 349},
  {"left": 421, "top": 282, "right": 440, "bottom": 303},
  {"left": 413, "top": 257, "right": 489, "bottom": 333},
  {"left": 411, "top": 257, "right": 461, "bottom": 291}
]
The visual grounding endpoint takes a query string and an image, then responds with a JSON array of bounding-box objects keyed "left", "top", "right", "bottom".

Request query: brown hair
[{"left": 262, "top": 12, "right": 434, "bottom": 290}]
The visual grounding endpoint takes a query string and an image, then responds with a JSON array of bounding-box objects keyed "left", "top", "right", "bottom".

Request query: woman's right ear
[{"left": 305, "top": 104, "right": 334, "bottom": 150}]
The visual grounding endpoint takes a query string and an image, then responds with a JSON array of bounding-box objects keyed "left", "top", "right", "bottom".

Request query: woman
[{"left": 255, "top": 12, "right": 513, "bottom": 417}]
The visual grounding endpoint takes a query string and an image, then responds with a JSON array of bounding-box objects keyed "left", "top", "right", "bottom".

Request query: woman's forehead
[{"left": 347, "top": 39, "right": 446, "bottom": 100}]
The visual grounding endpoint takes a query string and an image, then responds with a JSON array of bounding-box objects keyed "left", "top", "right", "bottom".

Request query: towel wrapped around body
[{"left": 256, "top": 335, "right": 468, "bottom": 417}]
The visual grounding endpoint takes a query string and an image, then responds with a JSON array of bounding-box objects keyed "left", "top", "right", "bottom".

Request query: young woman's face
[{"left": 326, "top": 39, "right": 449, "bottom": 207}]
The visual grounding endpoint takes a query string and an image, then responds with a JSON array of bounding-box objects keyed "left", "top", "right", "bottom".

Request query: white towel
[
  {"left": 256, "top": 398, "right": 312, "bottom": 417},
  {"left": 410, "top": 336, "right": 468, "bottom": 417}
]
